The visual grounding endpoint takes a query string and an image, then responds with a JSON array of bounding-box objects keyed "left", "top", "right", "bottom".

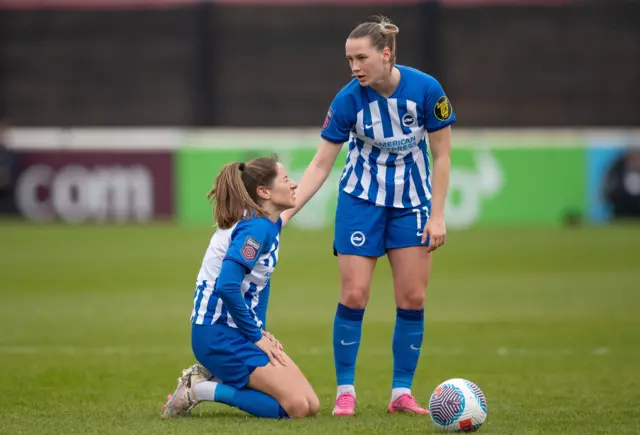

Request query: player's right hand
[{"left": 255, "top": 336, "right": 287, "bottom": 367}]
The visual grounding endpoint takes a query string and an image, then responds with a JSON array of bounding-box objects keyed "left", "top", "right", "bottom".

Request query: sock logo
[
  {"left": 341, "top": 340, "right": 357, "bottom": 346},
  {"left": 410, "top": 344, "right": 421, "bottom": 351}
]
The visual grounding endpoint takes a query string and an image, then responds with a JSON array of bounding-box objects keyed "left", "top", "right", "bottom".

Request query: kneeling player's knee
[
  {"left": 282, "top": 396, "right": 310, "bottom": 419},
  {"left": 307, "top": 392, "right": 320, "bottom": 416}
]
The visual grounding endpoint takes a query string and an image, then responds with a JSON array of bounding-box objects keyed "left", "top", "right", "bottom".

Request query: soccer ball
[{"left": 428, "top": 378, "right": 488, "bottom": 433}]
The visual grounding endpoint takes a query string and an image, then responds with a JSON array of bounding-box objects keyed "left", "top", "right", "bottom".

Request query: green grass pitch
[{"left": 1, "top": 222, "right": 639, "bottom": 434}]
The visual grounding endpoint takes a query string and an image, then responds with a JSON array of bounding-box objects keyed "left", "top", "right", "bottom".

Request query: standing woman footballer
[
  {"left": 162, "top": 157, "right": 319, "bottom": 420},
  {"left": 281, "top": 15, "right": 456, "bottom": 416}
]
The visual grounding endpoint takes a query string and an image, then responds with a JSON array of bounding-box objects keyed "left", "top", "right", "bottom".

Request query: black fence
[{"left": 2, "top": 2, "right": 638, "bottom": 127}]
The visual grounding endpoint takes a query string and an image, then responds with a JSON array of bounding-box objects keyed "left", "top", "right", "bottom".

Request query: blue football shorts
[
  {"left": 334, "top": 189, "right": 431, "bottom": 257},
  {"left": 191, "top": 323, "right": 270, "bottom": 389}
]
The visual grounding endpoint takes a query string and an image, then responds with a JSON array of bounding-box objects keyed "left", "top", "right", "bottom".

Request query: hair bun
[{"left": 381, "top": 23, "right": 399, "bottom": 36}]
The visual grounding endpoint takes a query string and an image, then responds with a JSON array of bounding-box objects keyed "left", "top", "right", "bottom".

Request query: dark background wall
[{"left": 1, "top": 1, "right": 638, "bottom": 127}]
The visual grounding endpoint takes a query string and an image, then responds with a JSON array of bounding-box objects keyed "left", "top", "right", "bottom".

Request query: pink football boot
[
  {"left": 388, "top": 393, "right": 429, "bottom": 414},
  {"left": 332, "top": 392, "right": 356, "bottom": 416}
]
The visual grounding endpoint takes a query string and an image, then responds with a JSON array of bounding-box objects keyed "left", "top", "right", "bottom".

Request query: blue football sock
[
  {"left": 392, "top": 307, "right": 424, "bottom": 389},
  {"left": 333, "top": 303, "right": 365, "bottom": 387},
  {"left": 214, "top": 383, "right": 289, "bottom": 419}
]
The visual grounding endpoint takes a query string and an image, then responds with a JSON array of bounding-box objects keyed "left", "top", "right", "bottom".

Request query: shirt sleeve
[
  {"left": 225, "top": 220, "right": 269, "bottom": 272},
  {"left": 320, "top": 90, "right": 356, "bottom": 144},
  {"left": 215, "top": 259, "right": 263, "bottom": 343},
  {"left": 423, "top": 77, "right": 456, "bottom": 133},
  {"left": 217, "top": 219, "right": 271, "bottom": 343}
]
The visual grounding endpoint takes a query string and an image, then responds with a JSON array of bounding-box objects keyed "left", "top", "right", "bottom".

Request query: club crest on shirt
[
  {"left": 241, "top": 236, "right": 262, "bottom": 261},
  {"left": 434, "top": 96, "right": 452, "bottom": 121},
  {"left": 402, "top": 113, "right": 416, "bottom": 128}
]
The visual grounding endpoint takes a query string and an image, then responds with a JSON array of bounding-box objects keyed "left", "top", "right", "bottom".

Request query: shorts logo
[
  {"left": 241, "top": 236, "right": 262, "bottom": 261},
  {"left": 434, "top": 96, "right": 452, "bottom": 121},
  {"left": 350, "top": 231, "right": 365, "bottom": 247},
  {"left": 402, "top": 113, "right": 416, "bottom": 128}
]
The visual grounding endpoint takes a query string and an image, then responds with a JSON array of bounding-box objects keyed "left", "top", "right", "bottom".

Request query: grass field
[{"left": 1, "top": 222, "right": 639, "bottom": 434}]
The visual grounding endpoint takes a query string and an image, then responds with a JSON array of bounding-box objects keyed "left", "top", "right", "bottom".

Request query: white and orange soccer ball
[{"left": 428, "top": 378, "right": 488, "bottom": 433}]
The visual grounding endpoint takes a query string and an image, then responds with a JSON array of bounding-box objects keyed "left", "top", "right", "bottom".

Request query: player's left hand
[
  {"left": 262, "top": 330, "right": 284, "bottom": 351},
  {"left": 423, "top": 216, "right": 446, "bottom": 252}
]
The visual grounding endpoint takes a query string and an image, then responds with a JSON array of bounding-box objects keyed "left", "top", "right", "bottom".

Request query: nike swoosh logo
[
  {"left": 410, "top": 345, "right": 421, "bottom": 351},
  {"left": 417, "top": 232, "right": 423, "bottom": 237},
  {"left": 341, "top": 340, "right": 357, "bottom": 346}
]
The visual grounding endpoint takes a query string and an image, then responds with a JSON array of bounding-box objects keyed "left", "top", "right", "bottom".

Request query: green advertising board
[
  {"left": 176, "top": 134, "right": 587, "bottom": 229},
  {"left": 176, "top": 146, "right": 347, "bottom": 228},
  {"left": 446, "top": 147, "right": 585, "bottom": 228}
]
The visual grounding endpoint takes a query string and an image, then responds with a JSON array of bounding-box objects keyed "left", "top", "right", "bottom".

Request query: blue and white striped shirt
[
  {"left": 191, "top": 216, "right": 281, "bottom": 341},
  {"left": 321, "top": 65, "right": 456, "bottom": 209}
]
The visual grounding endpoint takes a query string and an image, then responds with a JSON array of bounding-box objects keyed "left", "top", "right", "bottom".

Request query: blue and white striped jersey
[
  {"left": 191, "top": 216, "right": 281, "bottom": 335},
  {"left": 321, "top": 65, "right": 456, "bottom": 209}
]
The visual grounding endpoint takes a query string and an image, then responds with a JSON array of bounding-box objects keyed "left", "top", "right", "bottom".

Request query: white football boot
[{"left": 161, "top": 364, "right": 211, "bottom": 419}]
